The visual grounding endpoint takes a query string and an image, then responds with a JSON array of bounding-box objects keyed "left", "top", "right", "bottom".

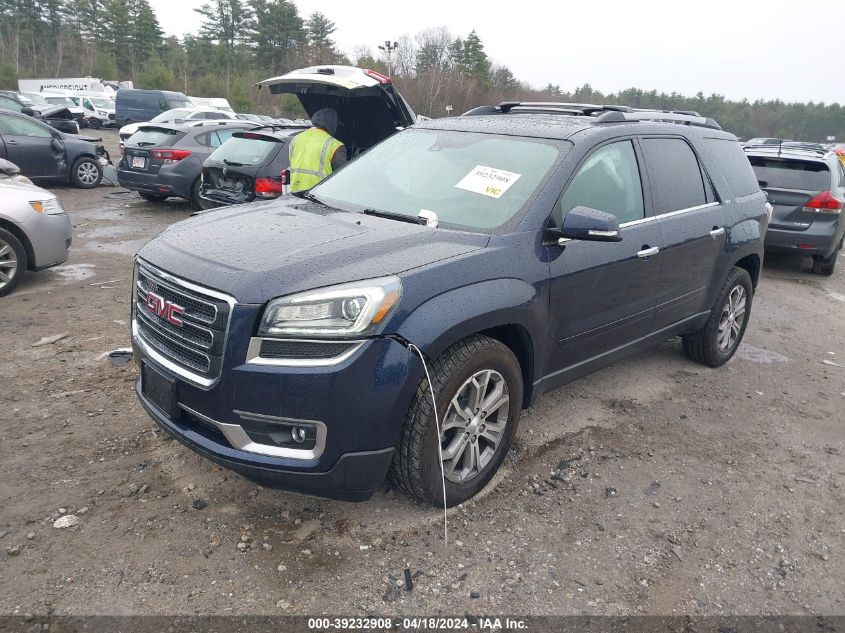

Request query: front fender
[{"left": 393, "top": 277, "right": 545, "bottom": 367}]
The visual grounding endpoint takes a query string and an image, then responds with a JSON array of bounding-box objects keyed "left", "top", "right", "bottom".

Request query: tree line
[{"left": 1, "top": 0, "right": 844, "bottom": 141}]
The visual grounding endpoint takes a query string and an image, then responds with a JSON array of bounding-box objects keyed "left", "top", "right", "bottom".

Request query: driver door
[
  {"left": 0, "top": 113, "right": 63, "bottom": 178},
  {"left": 545, "top": 138, "right": 662, "bottom": 381}
]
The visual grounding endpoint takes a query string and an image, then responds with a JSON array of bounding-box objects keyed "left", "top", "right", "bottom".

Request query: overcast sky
[{"left": 149, "top": 0, "right": 842, "bottom": 104}]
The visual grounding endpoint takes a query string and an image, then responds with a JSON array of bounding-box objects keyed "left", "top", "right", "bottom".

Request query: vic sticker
[{"left": 455, "top": 165, "right": 521, "bottom": 199}]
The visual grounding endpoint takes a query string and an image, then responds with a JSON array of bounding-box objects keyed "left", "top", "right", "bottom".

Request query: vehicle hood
[
  {"left": 33, "top": 105, "right": 75, "bottom": 120},
  {"left": 137, "top": 198, "right": 488, "bottom": 304},
  {"left": 0, "top": 176, "right": 55, "bottom": 199}
]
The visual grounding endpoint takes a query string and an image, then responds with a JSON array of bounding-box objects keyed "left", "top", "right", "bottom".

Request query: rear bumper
[
  {"left": 764, "top": 220, "right": 843, "bottom": 257},
  {"left": 117, "top": 165, "right": 193, "bottom": 200}
]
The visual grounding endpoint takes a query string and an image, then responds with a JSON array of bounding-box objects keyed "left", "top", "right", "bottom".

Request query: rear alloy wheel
[
  {"left": 0, "top": 228, "right": 27, "bottom": 297},
  {"left": 812, "top": 240, "right": 841, "bottom": 276},
  {"left": 683, "top": 266, "right": 753, "bottom": 367},
  {"left": 189, "top": 178, "right": 202, "bottom": 210},
  {"left": 390, "top": 335, "right": 523, "bottom": 507},
  {"left": 70, "top": 157, "right": 102, "bottom": 188}
]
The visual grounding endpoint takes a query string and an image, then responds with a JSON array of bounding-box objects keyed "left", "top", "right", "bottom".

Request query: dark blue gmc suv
[{"left": 132, "top": 102, "right": 767, "bottom": 507}]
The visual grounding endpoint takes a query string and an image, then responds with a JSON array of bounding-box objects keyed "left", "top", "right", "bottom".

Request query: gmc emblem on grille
[{"left": 145, "top": 290, "right": 185, "bottom": 327}]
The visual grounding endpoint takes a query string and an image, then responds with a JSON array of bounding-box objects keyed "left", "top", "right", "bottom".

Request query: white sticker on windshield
[{"left": 455, "top": 165, "right": 521, "bottom": 199}]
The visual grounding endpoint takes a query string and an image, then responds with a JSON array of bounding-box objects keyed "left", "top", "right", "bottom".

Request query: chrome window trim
[
  {"left": 245, "top": 337, "right": 365, "bottom": 367},
  {"left": 180, "top": 404, "right": 327, "bottom": 460},
  {"left": 133, "top": 259, "right": 236, "bottom": 390},
  {"left": 619, "top": 202, "right": 719, "bottom": 228}
]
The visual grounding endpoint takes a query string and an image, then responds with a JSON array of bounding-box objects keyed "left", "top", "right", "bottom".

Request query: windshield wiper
[
  {"left": 362, "top": 209, "right": 426, "bottom": 225},
  {"left": 223, "top": 158, "right": 246, "bottom": 167},
  {"left": 293, "top": 190, "right": 330, "bottom": 207}
]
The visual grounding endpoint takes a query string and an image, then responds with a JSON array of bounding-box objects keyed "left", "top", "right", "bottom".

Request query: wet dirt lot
[{"left": 1, "top": 129, "right": 844, "bottom": 617}]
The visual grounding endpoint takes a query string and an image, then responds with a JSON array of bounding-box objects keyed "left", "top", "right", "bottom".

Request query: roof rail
[{"left": 467, "top": 101, "right": 720, "bottom": 130}]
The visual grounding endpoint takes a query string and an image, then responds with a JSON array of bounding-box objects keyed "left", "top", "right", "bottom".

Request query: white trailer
[{"left": 17, "top": 77, "right": 110, "bottom": 94}]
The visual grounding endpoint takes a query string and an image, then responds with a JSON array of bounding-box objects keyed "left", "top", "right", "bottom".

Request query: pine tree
[
  {"left": 195, "top": 0, "right": 252, "bottom": 93},
  {"left": 247, "top": 0, "right": 304, "bottom": 74},
  {"left": 305, "top": 11, "right": 338, "bottom": 64}
]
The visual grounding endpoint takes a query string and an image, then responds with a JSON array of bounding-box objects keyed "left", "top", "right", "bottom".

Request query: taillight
[
  {"left": 254, "top": 177, "right": 283, "bottom": 198},
  {"left": 150, "top": 149, "right": 191, "bottom": 164},
  {"left": 363, "top": 69, "right": 391, "bottom": 83},
  {"left": 280, "top": 168, "right": 290, "bottom": 186},
  {"left": 803, "top": 191, "right": 843, "bottom": 214}
]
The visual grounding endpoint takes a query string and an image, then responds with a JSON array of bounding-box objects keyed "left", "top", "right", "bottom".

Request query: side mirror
[
  {"left": 554, "top": 206, "right": 623, "bottom": 242},
  {"left": 21, "top": 107, "right": 35, "bottom": 117},
  {"left": 51, "top": 138, "right": 64, "bottom": 152}
]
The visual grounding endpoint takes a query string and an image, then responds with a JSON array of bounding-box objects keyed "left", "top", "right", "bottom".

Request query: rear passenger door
[
  {"left": 639, "top": 137, "right": 725, "bottom": 329},
  {"left": 546, "top": 139, "right": 663, "bottom": 379}
]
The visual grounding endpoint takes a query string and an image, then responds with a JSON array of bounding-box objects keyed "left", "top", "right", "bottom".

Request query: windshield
[
  {"left": 313, "top": 129, "right": 564, "bottom": 231},
  {"left": 45, "top": 96, "right": 76, "bottom": 107},
  {"left": 151, "top": 108, "right": 193, "bottom": 122},
  {"left": 90, "top": 97, "right": 113, "bottom": 109},
  {"left": 207, "top": 134, "right": 288, "bottom": 165},
  {"left": 167, "top": 99, "right": 192, "bottom": 110}
]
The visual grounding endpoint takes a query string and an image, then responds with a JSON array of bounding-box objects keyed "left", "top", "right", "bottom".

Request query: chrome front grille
[{"left": 133, "top": 260, "right": 234, "bottom": 386}]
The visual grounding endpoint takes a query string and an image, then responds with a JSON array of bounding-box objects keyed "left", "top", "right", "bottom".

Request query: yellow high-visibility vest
[{"left": 288, "top": 127, "right": 343, "bottom": 193}]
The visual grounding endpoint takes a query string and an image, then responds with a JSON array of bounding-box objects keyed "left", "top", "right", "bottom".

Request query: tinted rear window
[
  {"left": 748, "top": 157, "right": 830, "bottom": 191},
  {"left": 128, "top": 127, "right": 182, "bottom": 147},
  {"left": 704, "top": 138, "right": 760, "bottom": 197},
  {"left": 208, "top": 135, "right": 284, "bottom": 165},
  {"left": 641, "top": 138, "right": 708, "bottom": 213}
]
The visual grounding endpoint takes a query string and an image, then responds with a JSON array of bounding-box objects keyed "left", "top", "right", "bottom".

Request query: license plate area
[
  {"left": 131, "top": 156, "right": 146, "bottom": 169},
  {"left": 141, "top": 361, "right": 177, "bottom": 418}
]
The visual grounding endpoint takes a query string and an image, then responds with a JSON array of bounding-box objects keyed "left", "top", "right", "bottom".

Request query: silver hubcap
[
  {"left": 77, "top": 161, "right": 99, "bottom": 185},
  {"left": 440, "top": 369, "right": 509, "bottom": 483},
  {"left": 0, "top": 239, "right": 18, "bottom": 289},
  {"left": 718, "top": 285, "right": 746, "bottom": 352}
]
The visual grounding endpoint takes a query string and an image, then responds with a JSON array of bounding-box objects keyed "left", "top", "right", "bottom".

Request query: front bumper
[
  {"left": 133, "top": 318, "right": 422, "bottom": 501},
  {"left": 765, "top": 220, "right": 843, "bottom": 257},
  {"left": 18, "top": 211, "right": 72, "bottom": 270}
]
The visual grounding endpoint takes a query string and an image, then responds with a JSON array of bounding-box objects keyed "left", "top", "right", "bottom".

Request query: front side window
[
  {"left": 641, "top": 138, "right": 708, "bottom": 213},
  {"left": 556, "top": 140, "right": 645, "bottom": 225},
  {"left": 0, "top": 114, "right": 51, "bottom": 138},
  {"left": 313, "top": 128, "right": 564, "bottom": 232}
]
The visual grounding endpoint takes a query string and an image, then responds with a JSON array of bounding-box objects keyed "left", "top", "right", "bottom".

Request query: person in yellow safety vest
[{"left": 288, "top": 108, "right": 347, "bottom": 193}]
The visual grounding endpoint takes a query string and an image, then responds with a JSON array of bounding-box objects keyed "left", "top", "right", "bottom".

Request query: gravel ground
[{"left": 1, "top": 129, "right": 844, "bottom": 617}]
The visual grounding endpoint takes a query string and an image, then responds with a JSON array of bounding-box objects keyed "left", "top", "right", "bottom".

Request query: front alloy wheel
[
  {"left": 390, "top": 335, "right": 523, "bottom": 507},
  {"left": 441, "top": 369, "right": 510, "bottom": 483},
  {"left": 0, "top": 229, "right": 26, "bottom": 297}
]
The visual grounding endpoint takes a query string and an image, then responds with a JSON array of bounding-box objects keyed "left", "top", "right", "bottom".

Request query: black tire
[
  {"left": 139, "top": 192, "right": 168, "bottom": 203},
  {"left": 682, "top": 266, "right": 753, "bottom": 367},
  {"left": 389, "top": 335, "right": 523, "bottom": 507},
  {"left": 0, "top": 228, "right": 27, "bottom": 298},
  {"left": 90, "top": 118, "right": 102, "bottom": 130},
  {"left": 189, "top": 178, "right": 202, "bottom": 210},
  {"left": 70, "top": 156, "right": 102, "bottom": 188},
  {"left": 812, "top": 240, "right": 841, "bottom": 276}
]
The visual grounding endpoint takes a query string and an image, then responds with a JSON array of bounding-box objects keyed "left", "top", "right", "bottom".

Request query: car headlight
[
  {"left": 259, "top": 276, "right": 402, "bottom": 338},
  {"left": 98, "top": 110, "right": 108, "bottom": 116},
  {"left": 29, "top": 199, "right": 65, "bottom": 215}
]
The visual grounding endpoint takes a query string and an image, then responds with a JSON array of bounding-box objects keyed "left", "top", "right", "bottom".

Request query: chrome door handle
[
  {"left": 637, "top": 246, "right": 660, "bottom": 259},
  {"left": 709, "top": 227, "right": 726, "bottom": 239}
]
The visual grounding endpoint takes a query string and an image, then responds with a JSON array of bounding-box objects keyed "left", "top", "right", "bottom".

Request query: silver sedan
[{"left": 0, "top": 159, "right": 72, "bottom": 297}]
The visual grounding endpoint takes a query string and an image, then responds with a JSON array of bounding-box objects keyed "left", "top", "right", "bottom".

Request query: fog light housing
[{"left": 240, "top": 417, "right": 319, "bottom": 451}]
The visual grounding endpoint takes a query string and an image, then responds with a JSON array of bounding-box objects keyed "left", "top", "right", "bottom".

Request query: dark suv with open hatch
[{"left": 132, "top": 102, "right": 767, "bottom": 506}]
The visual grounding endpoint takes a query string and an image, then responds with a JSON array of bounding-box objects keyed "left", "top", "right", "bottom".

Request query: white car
[
  {"left": 69, "top": 94, "right": 115, "bottom": 129},
  {"left": 35, "top": 93, "right": 89, "bottom": 127},
  {"left": 118, "top": 107, "right": 239, "bottom": 143},
  {"left": 0, "top": 159, "right": 73, "bottom": 297}
]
